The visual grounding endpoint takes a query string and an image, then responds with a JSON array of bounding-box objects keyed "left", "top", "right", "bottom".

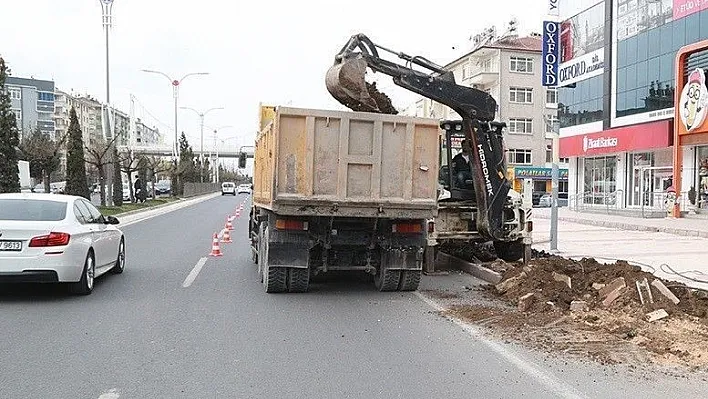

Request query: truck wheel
[
  {"left": 288, "top": 268, "right": 310, "bottom": 293},
  {"left": 375, "top": 268, "right": 401, "bottom": 292},
  {"left": 261, "top": 226, "right": 287, "bottom": 293},
  {"left": 493, "top": 239, "right": 525, "bottom": 262},
  {"left": 398, "top": 270, "right": 422, "bottom": 291}
]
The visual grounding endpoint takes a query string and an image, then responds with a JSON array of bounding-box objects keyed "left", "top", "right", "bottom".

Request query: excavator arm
[{"left": 325, "top": 33, "right": 512, "bottom": 241}]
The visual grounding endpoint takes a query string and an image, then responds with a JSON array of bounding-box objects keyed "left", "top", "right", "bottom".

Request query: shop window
[
  {"left": 583, "top": 156, "right": 617, "bottom": 205},
  {"left": 559, "top": 180, "right": 568, "bottom": 194}
]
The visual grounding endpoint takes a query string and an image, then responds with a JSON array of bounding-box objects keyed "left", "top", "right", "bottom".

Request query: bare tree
[
  {"left": 84, "top": 135, "right": 119, "bottom": 206},
  {"left": 18, "top": 127, "right": 68, "bottom": 193}
]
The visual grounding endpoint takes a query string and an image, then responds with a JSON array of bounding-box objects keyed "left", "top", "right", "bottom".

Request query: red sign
[
  {"left": 674, "top": 0, "right": 708, "bottom": 21},
  {"left": 560, "top": 120, "right": 672, "bottom": 157}
]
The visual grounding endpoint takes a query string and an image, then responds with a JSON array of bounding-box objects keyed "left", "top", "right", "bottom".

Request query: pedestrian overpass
[{"left": 117, "top": 145, "right": 253, "bottom": 159}]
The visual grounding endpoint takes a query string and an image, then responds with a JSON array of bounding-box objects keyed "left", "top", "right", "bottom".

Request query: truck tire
[
  {"left": 493, "top": 239, "right": 525, "bottom": 262},
  {"left": 288, "top": 268, "right": 310, "bottom": 293},
  {"left": 261, "top": 226, "right": 287, "bottom": 293},
  {"left": 398, "top": 270, "right": 422, "bottom": 291},
  {"left": 375, "top": 268, "right": 401, "bottom": 292}
]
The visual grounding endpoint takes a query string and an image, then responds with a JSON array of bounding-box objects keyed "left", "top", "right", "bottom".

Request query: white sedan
[{"left": 0, "top": 193, "right": 125, "bottom": 295}]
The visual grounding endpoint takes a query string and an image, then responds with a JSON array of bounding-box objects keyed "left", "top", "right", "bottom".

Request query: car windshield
[{"left": 0, "top": 199, "right": 67, "bottom": 221}]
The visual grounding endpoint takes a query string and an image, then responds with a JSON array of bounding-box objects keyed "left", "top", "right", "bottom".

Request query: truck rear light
[
  {"left": 275, "top": 219, "right": 309, "bottom": 231},
  {"left": 29, "top": 232, "right": 71, "bottom": 247},
  {"left": 527, "top": 221, "right": 533, "bottom": 232},
  {"left": 427, "top": 221, "right": 435, "bottom": 233},
  {"left": 392, "top": 222, "right": 423, "bottom": 234}
]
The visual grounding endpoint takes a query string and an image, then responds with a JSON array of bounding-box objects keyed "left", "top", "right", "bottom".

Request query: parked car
[
  {"left": 0, "top": 193, "right": 125, "bottom": 295},
  {"left": 154, "top": 180, "right": 171, "bottom": 196},
  {"left": 221, "top": 182, "right": 237, "bottom": 196},
  {"left": 539, "top": 193, "right": 552, "bottom": 207},
  {"left": 237, "top": 184, "right": 252, "bottom": 194}
]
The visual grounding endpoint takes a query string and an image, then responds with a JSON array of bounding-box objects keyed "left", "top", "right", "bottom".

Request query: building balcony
[{"left": 466, "top": 68, "right": 499, "bottom": 86}]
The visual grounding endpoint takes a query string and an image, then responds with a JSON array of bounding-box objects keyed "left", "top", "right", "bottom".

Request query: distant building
[
  {"left": 134, "top": 118, "right": 160, "bottom": 146},
  {"left": 6, "top": 76, "right": 55, "bottom": 140},
  {"left": 407, "top": 26, "right": 564, "bottom": 194}
]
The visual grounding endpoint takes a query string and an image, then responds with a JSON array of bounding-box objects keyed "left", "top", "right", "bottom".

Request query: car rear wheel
[{"left": 69, "top": 251, "right": 95, "bottom": 295}]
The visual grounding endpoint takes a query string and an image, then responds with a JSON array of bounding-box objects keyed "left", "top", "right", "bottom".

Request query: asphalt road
[{"left": 1, "top": 195, "right": 707, "bottom": 399}]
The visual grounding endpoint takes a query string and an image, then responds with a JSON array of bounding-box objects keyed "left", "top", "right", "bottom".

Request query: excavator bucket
[{"left": 326, "top": 56, "right": 398, "bottom": 114}]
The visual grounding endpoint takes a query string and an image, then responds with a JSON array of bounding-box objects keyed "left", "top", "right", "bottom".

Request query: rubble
[
  {"left": 445, "top": 254, "right": 708, "bottom": 369},
  {"left": 569, "top": 300, "right": 589, "bottom": 312},
  {"left": 651, "top": 279, "right": 681, "bottom": 305},
  {"left": 646, "top": 309, "right": 669, "bottom": 322}
]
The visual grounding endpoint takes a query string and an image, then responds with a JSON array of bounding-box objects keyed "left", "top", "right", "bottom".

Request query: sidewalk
[
  {"left": 531, "top": 209, "right": 708, "bottom": 290},
  {"left": 533, "top": 207, "right": 708, "bottom": 238}
]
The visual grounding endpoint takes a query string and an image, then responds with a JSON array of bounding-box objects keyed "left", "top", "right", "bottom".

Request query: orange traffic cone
[
  {"left": 221, "top": 228, "right": 232, "bottom": 243},
  {"left": 235, "top": 210, "right": 241, "bottom": 218},
  {"left": 225, "top": 217, "right": 234, "bottom": 231},
  {"left": 209, "top": 233, "right": 223, "bottom": 256}
]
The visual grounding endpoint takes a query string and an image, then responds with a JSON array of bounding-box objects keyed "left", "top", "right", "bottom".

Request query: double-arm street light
[
  {"left": 140, "top": 69, "right": 209, "bottom": 161},
  {"left": 181, "top": 106, "right": 223, "bottom": 182}
]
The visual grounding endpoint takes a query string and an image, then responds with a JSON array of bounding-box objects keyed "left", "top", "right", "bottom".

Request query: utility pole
[{"left": 550, "top": 116, "right": 560, "bottom": 252}]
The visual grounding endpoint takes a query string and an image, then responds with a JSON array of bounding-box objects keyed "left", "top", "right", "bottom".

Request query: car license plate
[{"left": 0, "top": 240, "right": 22, "bottom": 251}]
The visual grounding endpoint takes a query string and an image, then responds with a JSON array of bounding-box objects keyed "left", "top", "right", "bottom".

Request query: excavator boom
[{"left": 325, "top": 33, "right": 512, "bottom": 241}]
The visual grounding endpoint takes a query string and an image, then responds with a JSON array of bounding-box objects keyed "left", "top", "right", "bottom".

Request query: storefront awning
[{"left": 560, "top": 120, "right": 672, "bottom": 157}]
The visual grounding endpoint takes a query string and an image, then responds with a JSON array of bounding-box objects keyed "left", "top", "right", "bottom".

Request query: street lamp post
[
  {"left": 181, "top": 107, "right": 223, "bottom": 182},
  {"left": 141, "top": 70, "right": 209, "bottom": 162},
  {"left": 99, "top": 0, "right": 115, "bottom": 205},
  {"left": 207, "top": 125, "right": 234, "bottom": 182}
]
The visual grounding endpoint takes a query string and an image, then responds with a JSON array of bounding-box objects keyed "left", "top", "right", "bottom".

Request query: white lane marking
[
  {"left": 413, "top": 291, "right": 588, "bottom": 399},
  {"left": 98, "top": 388, "right": 120, "bottom": 399},
  {"left": 182, "top": 257, "right": 208, "bottom": 288}
]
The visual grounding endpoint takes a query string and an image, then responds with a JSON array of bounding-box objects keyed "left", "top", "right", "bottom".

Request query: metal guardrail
[{"left": 568, "top": 190, "right": 694, "bottom": 218}]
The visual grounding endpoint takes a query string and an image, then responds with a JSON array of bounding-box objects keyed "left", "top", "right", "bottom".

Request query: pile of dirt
[{"left": 444, "top": 255, "right": 708, "bottom": 369}]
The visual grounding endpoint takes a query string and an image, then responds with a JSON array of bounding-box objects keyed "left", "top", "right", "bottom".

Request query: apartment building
[
  {"left": 408, "top": 30, "right": 565, "bottom": 194},
  {"left": 6, "top": 76, "right": 55, "bottom": 140}
]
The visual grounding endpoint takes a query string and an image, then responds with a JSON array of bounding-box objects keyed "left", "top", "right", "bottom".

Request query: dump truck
[
  {"left": 250, "top": 105, "right": 439, "bottom": 293},
  {"left": 324, "top": 33, "right": 532, "bottom": 268}
]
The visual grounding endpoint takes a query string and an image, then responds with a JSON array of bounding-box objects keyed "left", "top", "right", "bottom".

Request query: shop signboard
[
  {"left": 560, "top": 119, "right": 672, "bottom": 157},
  {"left": 513, "top": 167, "right": 569, "bottom": 180},
  {"left": 674, "top": 0, "right": 708, "bottom": 21},
  {"left": 542, "top": 21, "right": 560, "bottom": 86},
  {"left": 558, "top": 48, "right": 604, "bottom": 87},
  {"left": 678, "top": 67, "right": 708, "bottom": 134}
]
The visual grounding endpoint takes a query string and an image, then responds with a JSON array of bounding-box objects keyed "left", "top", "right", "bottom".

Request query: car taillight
[
  {"left": 29, "top": 232, "right": 71, "bottom": 247},
  {"left": 275, "top": 219, "right": 308, "bottom": 231},
  {"left": 392, "top": 222, "right": 423, "bottom": 234}
]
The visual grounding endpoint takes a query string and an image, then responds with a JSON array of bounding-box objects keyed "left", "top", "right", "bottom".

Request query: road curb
[
  {"left": 114, "top": 192, "right": 220, "bottom": 219},
  {"left": 534, "top": 214, "right": 706, "bottom": 238},
  {"left": 437, "top": 252, "right": 503, "bottom": 284}
]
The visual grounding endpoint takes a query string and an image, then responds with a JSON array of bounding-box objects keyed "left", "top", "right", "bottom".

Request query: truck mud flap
[
  {"left": 267, "top": 243, "right": 309, "bottom": 269},
  {"left": 381, "top": 247, "right": 423, "bottom": 271}
]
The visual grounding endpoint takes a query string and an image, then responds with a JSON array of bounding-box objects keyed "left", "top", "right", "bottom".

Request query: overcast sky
[{"left": 1, "top": 0, "right": 545, "bottom": 151}]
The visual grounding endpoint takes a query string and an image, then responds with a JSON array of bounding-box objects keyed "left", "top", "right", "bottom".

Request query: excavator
[{"left": 325, "top": 33, "right": 532, "bottom": 265}]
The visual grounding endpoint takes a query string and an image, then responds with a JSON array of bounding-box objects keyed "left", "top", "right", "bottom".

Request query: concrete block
[
  {"left": 518, "top": 292, "right": 535, "bottom": 312},
  {"left": 651, "top": 280, "right": 680, "bottom": 305},
  {"left": 602, "top": 286, "right": 626, "bottom": 307},
  {"left": 495, "top": 272, "right": 527, "bottom": 293},
  {"left": 570, "top": 300, "right": 589, "bottom": 312},
  {"left": 592, "top": 283, "right": 606, "bottom": 290},
  {"left": 552, "top": 272, "right": 572, "bottom": 289},
  {"left": 599, "top": 277, "right": 626, "bottom": 298},
  {"left": 645, "top": 309, "right": 669, "bottom": 322}
]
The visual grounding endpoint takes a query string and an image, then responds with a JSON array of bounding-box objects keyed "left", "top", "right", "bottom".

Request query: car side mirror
[{"left": 104, "top": 215, "right": 120, "bottom": 225}]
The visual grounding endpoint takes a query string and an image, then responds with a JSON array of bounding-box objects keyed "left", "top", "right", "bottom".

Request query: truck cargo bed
[{"left": 254, "top": 106, "right": 440, "bottom": 219}]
